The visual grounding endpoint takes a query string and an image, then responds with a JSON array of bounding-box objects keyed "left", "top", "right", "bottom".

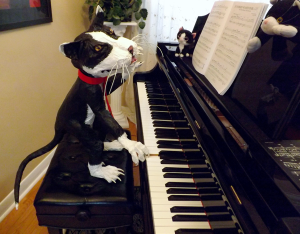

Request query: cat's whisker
[
  {"left": 108, "top": 62, "right": 119, "bottom": 95},
  {"left": 131, "top": 34, "right": 146, "bottom": 41},
  {"left": 104, "top": 62, "right": 118, "bottom": 98}
]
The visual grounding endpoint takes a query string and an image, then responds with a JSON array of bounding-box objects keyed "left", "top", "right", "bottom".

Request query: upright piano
[{"left": 133, "top": 15, "right": 300, "bottom": 234}]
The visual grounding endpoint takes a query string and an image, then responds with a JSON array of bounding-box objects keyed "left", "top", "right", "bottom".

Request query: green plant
[{"left": 85, "top": 0, "right": 148, "bottom": 29}]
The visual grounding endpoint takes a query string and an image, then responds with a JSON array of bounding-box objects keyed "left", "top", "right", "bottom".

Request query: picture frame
[{"left": 0, "top": 0, "right": 52, "bottom": 32}]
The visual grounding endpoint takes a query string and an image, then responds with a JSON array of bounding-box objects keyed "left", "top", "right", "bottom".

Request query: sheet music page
[
  {"left": 204, "top": 2, "right": 267, "bottom": 95},
  {"left": 192, "top": 1, "right": 234, "bottom": 74}
]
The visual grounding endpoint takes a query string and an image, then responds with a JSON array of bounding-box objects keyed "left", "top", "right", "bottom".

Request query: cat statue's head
[{"left": 59, "top": 6, "right": 142, "bottom": 78}]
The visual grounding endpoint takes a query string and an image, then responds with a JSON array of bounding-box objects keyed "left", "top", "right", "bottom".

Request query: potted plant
[{"left": 85, "top": 0, "right": 148, "bottom": 29}]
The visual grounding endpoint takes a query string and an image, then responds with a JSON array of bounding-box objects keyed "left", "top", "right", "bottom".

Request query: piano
[{"left": 133, "top": 15, "right": 300, "bottom": 234}]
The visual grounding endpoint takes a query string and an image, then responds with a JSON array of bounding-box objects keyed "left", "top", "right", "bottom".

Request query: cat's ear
[
  {"left": 179, "top": 26, "right": 184, "bottom": 31},
  {"left": 192, "top": 33, "right": 196, "bottom": 39},
  {"left": 59, "top": 41, "right": 81, "bottom": 60},
  {"left": 88, "top": 5, "right": 105, "bottom": 31}
]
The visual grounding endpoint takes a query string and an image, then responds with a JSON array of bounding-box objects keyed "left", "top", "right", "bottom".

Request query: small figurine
[{"left": 175, "top": 27, "right": 196, "bottom": 57}]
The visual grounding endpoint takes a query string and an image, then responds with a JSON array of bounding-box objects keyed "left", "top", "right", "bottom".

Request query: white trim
[{"left": 0, "top": 147, "right": 57, "bottom": 223}]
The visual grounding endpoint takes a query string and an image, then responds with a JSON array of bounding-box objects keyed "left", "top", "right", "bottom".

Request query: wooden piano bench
[{"left": 33, "top": 132, "right": 134, "bottom": 234}]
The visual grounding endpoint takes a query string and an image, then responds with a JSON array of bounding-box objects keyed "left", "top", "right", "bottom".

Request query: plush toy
[
  {"left": 247, "top": 0, "right": 300, "bottom": 61},
  {"left": 14, "top": 6, "right": 148, "bottom": 209},
  {"left": 175, "top": 27, "right": 196, "bottom": 57}
]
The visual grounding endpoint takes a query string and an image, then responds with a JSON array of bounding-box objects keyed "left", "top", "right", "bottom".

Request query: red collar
[{"left": 78, "top": 70, "right": 107, "bottom": 85}]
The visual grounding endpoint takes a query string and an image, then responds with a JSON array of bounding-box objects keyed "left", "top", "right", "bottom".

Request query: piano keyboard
[{"left": 137, "top": 81, "right": 241, "bottom": 234}]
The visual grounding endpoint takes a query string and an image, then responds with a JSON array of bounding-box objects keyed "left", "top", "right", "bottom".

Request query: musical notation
[{"left": 263, "top": 141, "right": 300, "bottom": 190}]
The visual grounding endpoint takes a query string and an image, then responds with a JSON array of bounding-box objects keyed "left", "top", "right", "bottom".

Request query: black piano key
[
  {"left": 168, "top": 195, "right": 201, "bottom": 201},
  {"left": 162, "top": 167, "right": 191, "bottom": 173},
  {"left": 149, "top": 99, "right": 178, "bottom": 105},
  {"left": 161, "top": 159, "right": 205, "bottom": 166},
  {"left": 185, "top": 151, "right": 204, "bottom": 158},
  {"left": 171, "top": 206, "right": 205, "bottom": 213},
  {"left": 153, "top": 121, "right": 188, "bottom": 127},
  {"left": 170, "top": 205, "right": 228, "bottom": 214},
  {"left": 160, "top": 151, "right": 185, "bottom": 156},
  {"left": 207, "top": 213, "right": 233, "bottom": 221},
  {"left": 191, "top": 167, "right": 211, "bottom": 173},
  {"left": 161, "top": 159, "right": 187, "bottom": 165},
  {"left": 197, "top": 187, "right": 221, "bottom": 194},
  {"left": 152, "top": 113, "right": 185, "bottom": 120},
  {"left": 164, "top": 173, "right": 193, "bottom": 178},
  {"left": 195, "top": 181, "right": 217, "bottom": 187},
  {"left": 172, "top": 215, "right": 208, "bottom": 222},
  {"left": 166, "top": 182, "right": 195, "bottom": 187},
  {"left": 146, "top": 89, "right": 173, "bottom": 94},
  {"left": 157, "top": 141, "right": 199, "bottom": 148},
  {"left": 167, "top": 188, "right": 198, "bottom": 194},
  {"left": 155, "top": 133, "right": 179, "bottom": 139},
  {"left": 192, "top": 172, "right": 214, "bottom": 178},
  {"left": 158, "top": 144, "right": 199, "bottom": 149},
  {"left": 169, "top": 195, "right": 222, "bottom": 201},
  {"left": 167, "top": 188, "right": 220, "bottom": 195},
  {"left": 155, "top": 129, "right": 193, "bottom": 134},
  {"left": 152, "top": 115, "right": 172, "bottom": 120},
  {"left": 150, "top": 106, "right": 181, "bottom": 111},
  {"left": 160, "top": 153, "right": 186, "bottom": 160},
  {"left": 204, "top": 206, "right": 228, "bottom": 213},
  {"left": 159, "top": 151, "right": 205, "bottom": 161}
]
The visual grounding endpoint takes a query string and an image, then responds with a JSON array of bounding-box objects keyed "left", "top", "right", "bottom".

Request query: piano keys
[{"left": 136, "top": 78, "right": 242, "bottom": 233}]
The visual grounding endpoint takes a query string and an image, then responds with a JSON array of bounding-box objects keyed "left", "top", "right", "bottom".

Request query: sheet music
[
  {"left": 205, "top": 2, "right": 266, "bottom": 95},
  {"left": 192, "top": 1, "right": 233, "bottom": 74},
  {"left": 192, "top": 1, "right": 267, "bottom": 95}
]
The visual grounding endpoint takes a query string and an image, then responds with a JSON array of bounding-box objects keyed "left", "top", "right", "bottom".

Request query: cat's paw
[
  {"left": 118, "top": 133, "right": 149, "bottom": 165},
  {"left": 175, "top": 53, "right": 179, "bottom": 57},
  {"left": 273, "top": 25, "right": 297, "bottom": 38},
  {"left": 88, "top": 163, "right": 124, "bottom": 183},
  {"left": 104, "top": 140, "right": 124, "bottom": 151},
  {"left": 180, "top": 54, "right": 184, "bottom": 58},
  {"left": 247, "top": 37, "right": 261, "bottom": 53},
  {"left": 186, "top": 53, "right": 190, "bottom": 57},
  {"left": 261, "top": 17, "right": 278, "bottom": 35}
]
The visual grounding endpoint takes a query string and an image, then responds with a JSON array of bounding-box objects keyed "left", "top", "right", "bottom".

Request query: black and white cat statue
[
  {"left": 14, "top": 6, "right": 148, "bottom": 209},
  {"left": 175, "top": 27, "right": 196, "bottom": 57}
]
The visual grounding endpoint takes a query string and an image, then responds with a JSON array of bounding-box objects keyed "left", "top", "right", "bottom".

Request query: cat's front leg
[
  {"left": 118, "top": 132, "right": 149, "bottom": 165},
  {"left": 104, "top": 140, "right": 124, "bottom": 151},
  {"left": 88, "top": 162, "right": 124, "bottom": 183}
]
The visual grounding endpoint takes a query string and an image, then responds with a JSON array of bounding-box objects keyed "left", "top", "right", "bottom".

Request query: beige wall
[{"left": 0, "top": 0, "right": 88, "bottom": 202}]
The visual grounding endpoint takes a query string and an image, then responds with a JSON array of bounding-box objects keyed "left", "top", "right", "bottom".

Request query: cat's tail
[{"left": 14, "top": 131, "right": 64, "bottom": 210}]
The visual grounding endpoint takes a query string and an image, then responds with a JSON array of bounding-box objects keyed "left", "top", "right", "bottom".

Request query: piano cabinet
[{"left": 133, "top": 40, "right": 300, "bottom": 234}]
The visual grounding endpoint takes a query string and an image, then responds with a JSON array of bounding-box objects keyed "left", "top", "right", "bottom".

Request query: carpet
[{"left": 66, "top": 187, "right": 144, "bottom": 234}]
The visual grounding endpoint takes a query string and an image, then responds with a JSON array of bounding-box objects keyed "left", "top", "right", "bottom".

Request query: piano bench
[{"left": 34, "top": 133, "right": 134, "bottom": 234}]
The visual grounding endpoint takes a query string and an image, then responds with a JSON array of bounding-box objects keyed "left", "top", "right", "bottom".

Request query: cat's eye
[
  {"left": 185, "top": 37, "right": 188, "bottom": 40},
  {"left": 95, "top": 45, "right": 102, "bottom": 51},
  {"left": 109, "top": 29, "right": 114, "bottom": 34}
]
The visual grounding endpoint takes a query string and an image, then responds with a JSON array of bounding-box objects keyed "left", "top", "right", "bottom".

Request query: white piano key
[
  {"left": 151, "top": 199, "right": 202, "bottom": 206},
  {"left": 154, "top": 226, "right": 210, "bottom": 234},
  {"left": 151, "top": 204, "right": 203, "bottom": 213},
  {"left": 150, "top": 192, "right": 198, "bottom": 198},
  {"left": 154, "top": 219, "right": 210, "bottom": 228},
  {"left": 148, "top": 175, "right": 194, "bottom": 183},
  {"left": 153, "top": 211, "right": 205, "bottom": 219}
]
